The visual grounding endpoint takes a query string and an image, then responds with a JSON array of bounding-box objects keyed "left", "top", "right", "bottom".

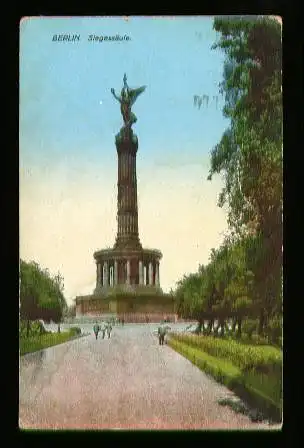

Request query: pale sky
[{"left": 20, "top": 16, "right": 231, "bottom": 304}]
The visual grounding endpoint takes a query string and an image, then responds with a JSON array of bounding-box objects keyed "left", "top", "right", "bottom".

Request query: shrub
[
  {"left": 69, "top": 326, "right": 81, "bottom": 336},
  {"left": 266, "top": 315, "right": 282, "bottom": 345},
  {"left": 250, "top": 334, "right": 269, "bottom": 346},
  {"left": 19, "top": 320, "right": 48, "bottom": 337},
  {"left": 242, "top": 319, "right": 258, "bottom": 339},
  {"left": 31, "top": 320, "right": 48, "bottom": 335},
  {"left": 19, "top": 320, "right": 28, "bottom": 336}
]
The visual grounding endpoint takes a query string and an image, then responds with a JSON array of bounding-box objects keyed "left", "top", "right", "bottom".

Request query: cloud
[{"left": 20, "top": 161, "right": 228, "bottom": 304}]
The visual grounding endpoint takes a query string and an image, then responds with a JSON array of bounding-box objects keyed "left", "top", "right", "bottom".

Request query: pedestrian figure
[
  {"left": 93, "top": 322, "right": 100, "bottom": 340},
  {"left": 100, "top": 321, "right": 106, "bottom": 339},
  {"left": 164, "top": 325, "right": 171, "bottom": 344},
  {"left": 158, "top": 321, "right": 166, "bottom": 345},
  {"left": 121, "top": 318, "right": 124, "bottom": 326},
  {"left": 106, "top": 321, "right": 112, "bottom": 339}
]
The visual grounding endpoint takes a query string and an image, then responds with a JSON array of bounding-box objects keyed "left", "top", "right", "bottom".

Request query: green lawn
[
  {"left": 19, "top": 330, "right": 81, "bottom": 355},
  {"left": 168, "top": 335, "right": 282, "bottom": 422}
]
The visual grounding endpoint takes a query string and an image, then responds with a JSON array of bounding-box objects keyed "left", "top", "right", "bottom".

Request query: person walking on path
[
  {"left": 164, "top": 325, "right": 171, "bottom": 344},
  {"left": 158, "top": 321, "right": 166, "bottom": 345},
  {"left": 93, "top": 322, "right": 100, "bottom": 340},
  {"left": 158, "top": 322, "right": 171, "bottom": 345},
  {"left": 106, "top": 321, "right": 112, "bottom": 339},
  {"left": 100, "top": 321, "right": 107, "bottom": 339}
]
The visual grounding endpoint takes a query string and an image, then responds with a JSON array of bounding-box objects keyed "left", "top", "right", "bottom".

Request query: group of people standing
[{"left": 93, "top": 321, "right": 113, "bottom": 340}]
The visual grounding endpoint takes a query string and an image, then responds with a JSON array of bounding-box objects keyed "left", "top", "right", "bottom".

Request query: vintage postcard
[{"left": 19, "top": 15, "right": 282, "bottom": 430}]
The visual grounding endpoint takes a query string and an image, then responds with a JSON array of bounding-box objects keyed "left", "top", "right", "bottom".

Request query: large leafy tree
[
  {"left": 175, "top": 271, "right": 206, "bottom": 319},
  {"left": 204, "top": 238, "right": 254, "bottom": 336},
  {"left": 20, "top": 260, "right": 67, "bottom": 336},
  {"left": 20, "top": 261, "right": 40, "bottom": 337},
  {"left": 172, "top": 17, "right": 282, "bottom": 342},
  {"left": 208, "top": 16, "right": 282, "bottom": 332}
]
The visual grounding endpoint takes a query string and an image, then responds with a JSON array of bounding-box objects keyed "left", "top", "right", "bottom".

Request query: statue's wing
[{"left": 129, "top": 86, "right": 146, "bottom": 106}]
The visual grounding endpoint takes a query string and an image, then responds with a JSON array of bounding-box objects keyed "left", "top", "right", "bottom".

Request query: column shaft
[
  {"left": 155, "top": 262, "right": 160, "bottom": 287},
  {"left": 148, "top": 262, "right": 153, "bottom": 286},
  {"left": 139, "top": 260, "right": 143, "bottom": 285},
  {"left": 114, "top": 260, "right": 118, "bottom": 285},
  {"left": 104, "top": 261, "right": 109, "bottom": 287},
  {"left": 145, "top": 264, "right": 148, "bottom": 285},
  {"left": 96, "top": 263, "right": 101, "bottom": 287},
  {"left": 101, "top": 262, "right": 104, "bottom": 286},
  {"left": 126, "top": 260, "right": 130, "bottom": 284}
]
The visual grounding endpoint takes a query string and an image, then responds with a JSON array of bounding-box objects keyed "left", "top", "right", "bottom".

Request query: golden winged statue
[{"left": 111, "top": 73, "right": 146, "bottom": 129}]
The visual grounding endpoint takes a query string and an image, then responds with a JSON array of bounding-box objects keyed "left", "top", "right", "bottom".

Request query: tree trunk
[
  {"left": 258, "top": 309, "right": 265, "bottom": 336},
  {"left": 220, "top": 319, "right": 225, "bottom": 337},
  {"left": 232, "top": 318, "right": 237, "bottom": 334},
  {"left": 224, "top": 320, "right": 230, "bottom": 334},
  {"left": 197, "top": 319, "right": 203, "bottom": 334},
  {"left": 26, "top": 320, "right": 30, "bottom": 338},
  {"left": 201, "top": 320, "right": 207, "bottom": 335},
  {"left": 213, "top": 320, "right": 219, "bottom": 336},
  {"left": 207, "top": 319, "right": 213, "bottom": 335},
  {"left": 236, "top": 318, "right": 242, "bottom": 339},
  {"left": 57, "top": 323, "right": 61, "bottom": 333}
]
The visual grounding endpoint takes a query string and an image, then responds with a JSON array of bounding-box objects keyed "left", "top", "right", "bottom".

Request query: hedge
[{"left": 173, "top": 333, "right": 282, "bottom": 375}]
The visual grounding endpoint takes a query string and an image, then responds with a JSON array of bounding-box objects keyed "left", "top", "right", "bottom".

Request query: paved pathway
[{"left": 19, "top": 324, "right": 279, "bottom": 430}]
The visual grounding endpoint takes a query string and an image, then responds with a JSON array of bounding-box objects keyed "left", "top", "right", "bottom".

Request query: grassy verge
[
  {"left": 168, "top": 336, "right": 282, "bottom": 422},
  {"left": 174, "top": 333, "right": 282, "bottom": 373},
  {"left": 19, "top": 329, "right": 83, "bottom": 356}
]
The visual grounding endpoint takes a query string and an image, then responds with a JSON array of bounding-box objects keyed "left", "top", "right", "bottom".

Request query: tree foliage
[
  {"left": 173, "top": 17, "right": 282, "bottom": 341},
  {"left": 209, "top": 16, "right": 282, "bottom": 332},
  {"left": 20, "top": 260, "right": 67, "bottom": 335},
  {"left": 64, "top": 303, "right": 76, "bottom": 319}
]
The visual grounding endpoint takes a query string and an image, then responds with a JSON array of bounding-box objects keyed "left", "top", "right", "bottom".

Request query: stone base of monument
[{"left": 75, "top": 291, "right": 176, "bottom": 323}]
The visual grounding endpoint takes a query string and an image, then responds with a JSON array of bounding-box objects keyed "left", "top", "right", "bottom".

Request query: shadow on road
[{"left": 218, "top": 397, "right": 281, "bottom": 426}]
